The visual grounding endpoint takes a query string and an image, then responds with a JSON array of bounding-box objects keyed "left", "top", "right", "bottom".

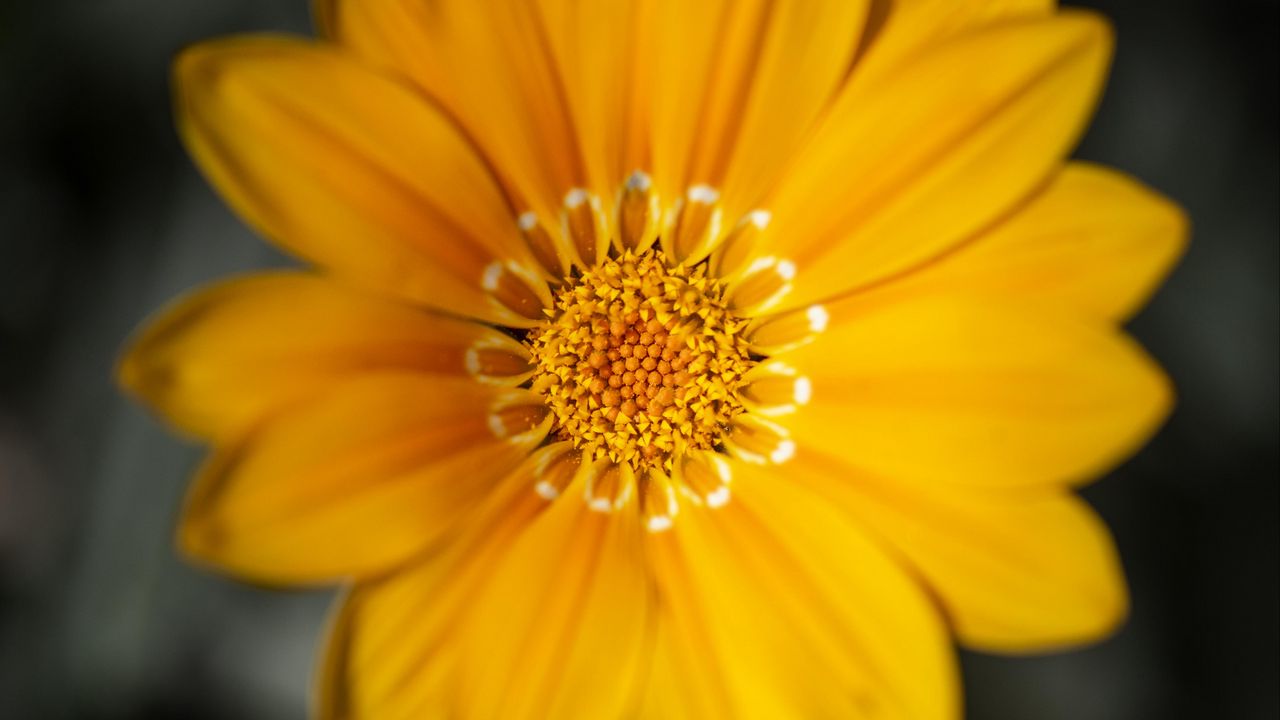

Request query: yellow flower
[{"left": 119, "top": 0, "right": 1186, "bottom": 717}]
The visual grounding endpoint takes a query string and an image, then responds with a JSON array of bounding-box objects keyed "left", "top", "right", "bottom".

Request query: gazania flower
[{"left": 120, "top": 0, "right": 1186, "bottom": 717}]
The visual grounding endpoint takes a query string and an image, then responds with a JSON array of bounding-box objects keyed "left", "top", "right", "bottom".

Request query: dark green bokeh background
[{"left": 1, "top": 1, "right": 1276, "bottom": 718}]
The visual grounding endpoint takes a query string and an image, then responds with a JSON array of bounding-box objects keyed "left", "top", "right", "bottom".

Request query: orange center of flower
[{"left": 528, "top": 249, "right": 754, "bottom": 470}]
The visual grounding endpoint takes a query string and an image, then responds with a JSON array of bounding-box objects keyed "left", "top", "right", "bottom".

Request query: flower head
[{"left": 120, "top": 1, "right": 1186, "bottom": 717}]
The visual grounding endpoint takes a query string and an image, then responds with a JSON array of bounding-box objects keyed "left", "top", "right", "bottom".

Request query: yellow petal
[
  {"left": 853, "top": 0, "right": 1053, "bottom": 88},
  {"left": 119, "top": 272, "right": 531, "bottom": 441},
  {"left": 536, "top": 0, "right": 651, "bottom": 212},
  {"left": 744, "top": 12, "right": 1112, "bottom": 314},
  {"left": 452, "top": 493, "right": 651, "bottom": 718},
  {"left": 642, "top": 0, "right": 870, "bottom": 261},
  {"left": 775, "top": 296, "right": 1171, "bottom": 488},
  {"left": 319, "top": 449, "right": 552, "bottom": 720},
  {"left": 846, "top": 163, "right": 1189, "bottom": 321},
  {"left": 327, "top": 0, "right": 590, "bottom": 265},
  {"left": 175, "top": 36, "right": 549, "bottom": 326},
  {"left": 329, "top": 1, "right": 868, "bottom": 267},
  {"left": 636, "top": 460, "right": 958, "bottom": 720},
  {"left": 180, "top": 374, "right": 548, "bottom": 585},
  {"left": 321, "top": 451, "right": 651, "bottom": 720},
  {"left": 797, "top": 452, "right": 1129, "bottom": 652}
]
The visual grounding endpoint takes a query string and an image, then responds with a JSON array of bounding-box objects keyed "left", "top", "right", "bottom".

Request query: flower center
[{"left": 527, "top": 249, "right": 754, "bottom": 470}]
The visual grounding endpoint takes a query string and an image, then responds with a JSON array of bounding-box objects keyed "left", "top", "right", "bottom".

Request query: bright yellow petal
[
  {"left": 318, "top": 451, "right": 551, "bottom": 720},
  {"left": 838, "top": 163, "right": 1188, "bottom": 321},
  {"left": 535, "top": 0, "right": 650, "bottom": 215},
  {"left": 321, "top": 449, "right": 651, "bottom": 720},
  {"left": 636, "top": 460, "right": 959, "bottom": 720},
  {"left": 739, "top": 12, "right": 1112, "bottom": 314},
  {"left": 175, "top": 36, "right": 549, "bottom": 326},
  {"left": 643, "top": 0, "right": 870, "bottom": 262},
  {"left": 180, "top": 374, "right": 548, "bottom": 585},
  {"left": 119, "top": 272, "right": 531, "bottom": 441},
  {"left": 774, "top": 296, "right": 1171, "bottom": 488},
  {"left": 795, "top": 452, "right": 1129, "bottom": 652},
  {"left": 853, "top": 0, "right": 1053, "bottom": 88},
  {"left": 452, "top": 489, "right": 652, "bottom": 719},
  {"left": 326, "top": 0, "right": 591, "bottom": 265}
]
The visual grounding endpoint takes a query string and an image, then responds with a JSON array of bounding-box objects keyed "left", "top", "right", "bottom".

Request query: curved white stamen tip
[
  {"left": 747, "top": 255, "right": 777, "bottom": 275},
  {"left": 481, "top": 261, "right": 503, "bottom": 291},
  {"left": 747, "top": 209, "right": 772, "bottom": 228},
  {"left": 711, "top": 454, "right": 732, "bottom": 483},
  {"left": 807, "top": 304, "right": 829, "bottom": 332},
  {"left": 688, "top": 184, "right": 720, "bottom": 204},
  {"left": 565, "top": 188, "right": 590, "bottom": 208},
  {"left": 705, "top": 486, "right": 730, "bottom": 508},
  {"left": 771, "top": 439, "right": 796, "bottom": 464},
  {"left": 647, "top": 515, "right": 674, "bottom": 532},
  {"left": 464, "top": 347, "right": 482, "bottom": 376},
  {"left": 535, "top": 480, "right": 560, "bottom": 500},
  {"left": 732, "top": 446, "right": 767, "bottom": 465},
  {"left": 775, "top": 259, "right": 797, "bottom": 281},
  {"left": 587, "top": 496, "right": 613, "bottom": 513},
  {"left": 754, "top": 404, "right": 796, "bottom": 418},
  {"left": 762, "top": 360, "right": 797, "bottom": 376},
  {"left": 518, "top": 211, "right": 538, "bottom": 231},
  {"left": 487, "top": 413, "right": 507, "bottom": 438},
  {"left": 626, "top": 171, "right": 652, "bottom": 192},
  {"left": 794, "top": 376, "right": 813, "bottom": 405}
]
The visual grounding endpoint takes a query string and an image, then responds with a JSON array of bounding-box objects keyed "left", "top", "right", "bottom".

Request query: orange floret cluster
[{"left": 528, "top": 249, "right": 754, "bottom": 469}]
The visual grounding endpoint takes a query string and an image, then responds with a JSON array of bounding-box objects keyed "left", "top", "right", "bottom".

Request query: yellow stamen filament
[{"left": 528, "top": 248, "right": 754, "bottom": 471}]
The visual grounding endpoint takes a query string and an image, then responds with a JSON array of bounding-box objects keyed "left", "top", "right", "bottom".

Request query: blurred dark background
[{"left": 1, "top": 1, "right": 1275, "bottom": 718}]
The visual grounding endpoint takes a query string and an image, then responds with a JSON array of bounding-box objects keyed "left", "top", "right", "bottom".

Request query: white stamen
[
  {"left": 646, "top": 515, "right": 674, "bottom": 532},
  {"left": 464, "top": 347, "right": 482, "bottom": 376},
  {"left": 711, "top": 454, "right": 732, "bottom": 484},
  {"left": 587, "top": 496, "right": 613, "bottom": 513},
  {"left": 775, "top": 259, "right": 797, "bottom": 281},
  {"left": 770, "top": 439, "right": 796, "bottom": 464},
  {"left": 517, "top": 211, "right": 538, "bottom": 231},
  {"left": 705, "top": 486, "right": 731, "bottom": 508},
  {"left": 535, "top": 480, "right": 560, "bottom": 500},
  {"left": 487, "top": 413, "right": 507, "bottom": 438},
  {"left": 761, "top": 360, "right": 797, "bottom": 377},
  {"left": 746, "top": 255, "right": 777, "bottom": 275},
  {"left": 794, "top": 376, "right": 813, "bottom": 405},
  {"left": 747, "top": 209, "right": 772, "bottom": 229},
  {"left": 565, "top": 188, "right": 590, "bottom": 208},
  {"left": 731, "top": 446, "right": 768, "bottom": 465},
  {"left": 625, "top": 171, "right": 652, "bottom": 192},
  {"left": 807, "top": 305, "right": 829, "bottom": 333},
  {"left": 688, "top": 184, "right": 720, "bottom": 204},
  {"left": 481, "top": 261, "right": 503, "bottom": 291}
]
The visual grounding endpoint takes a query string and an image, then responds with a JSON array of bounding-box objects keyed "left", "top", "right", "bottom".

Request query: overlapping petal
[
  {"left": 119, "top": 272, "right": 531, "bottom": 441},
  {"left": 324, "top": 0, "right": 591, "bottom": 264},
  {"left": 640, "top": 0, "right": 870, "bottom": 261},
  {"left": 180, "top": 374, "right": 548, "bottom": 585},
  {"left": 130, "top": 3, "right": 1187, "bottom": 719},
  {"left": 741, "top": 12, "right": 1113, "bottom": 314},
  {"left": 637, "top": 459, "right": 959, "bottom": 719},
  {"left": 839, "top": 163, "right": 1188, "bottom": 321},
  {"left": 175, "top": 36, "right": 550, "bottom": 325},
  {"left": 852, "top": 0, "right": 1053, "bottom": 88},
  {"left": 326, "top": 0, "right": 869, "bottom": 266},
  {"left": 320, "top": 449, "right": 652, "bottom": 720},
  {"left": 795, "top": 451, "right": 1129, "bottom": 652},
  {"left": 774, "top": 295, "right": 1171, "bottom": 488}
]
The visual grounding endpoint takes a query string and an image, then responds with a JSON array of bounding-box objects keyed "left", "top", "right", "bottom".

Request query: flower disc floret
[{"left": 528, "top": 250, "right": 754, "bottom": 470}]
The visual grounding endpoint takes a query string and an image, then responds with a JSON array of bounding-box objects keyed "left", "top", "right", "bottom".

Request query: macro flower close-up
[{"left": 103, "top": 0, "right": 1192, "bottom": 716}]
